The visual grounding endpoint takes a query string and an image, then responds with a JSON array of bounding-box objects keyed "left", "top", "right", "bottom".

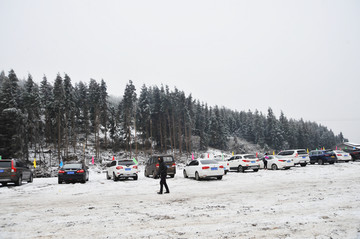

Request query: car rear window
[
  {"left": 0, "top": 161, "right": 11, "bottom": 168},
  {"left": 297, "top": 150, "right": 307, "bottom": 155},
  {"left": 118, "top": 160, "right": 135, "bottom": 165},
  {"left": 163, "top": 156, "right": 174, "bottom": 162},
  {"left": 63, "top": 164, "right": 82, "bottom": 169},
  {"left": 244, "top": 154, "right": 256, "bottom": 159},
  {"left": 201, "top": 160, "right": 218, "bottom": 164}
]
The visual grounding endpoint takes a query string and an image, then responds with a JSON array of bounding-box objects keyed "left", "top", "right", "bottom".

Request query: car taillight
[
  {"left": 116, "top": 166, "right": 123, "bottom": 170},
  {"left": 77, "top": 169, "right": 85, "bottom": 173},
  {"left": 11, "top": 160, "right": 16, "bottom": 173},
  {"left": 278, "top": 160, "right": 286, "bottom": 162},
  {"left": 219, "top": 165, "right": 224, "bottom": 168},
  {"left": 242, "top": 160, "right": 250, "bottom": 163},
  {"left": 337, "top": 154, "right": 342, "bottom": 156},
  {"left": 58, "top": 170, "right": 65, "bottom": 173},
  {"left": 202, "top": 166, "right": 210, "bottom": 170},
  {"left": 227, "top": 163, "right": 229, "bottom": 166},
  {"left": 156, "top": 164, "right": 159, "bottom": 168},
  {"left": 172, "top": 163, "right": 176, "bottom": 167},
  {"left": 133, "top": 165, "right": 138, "bottom": 169}
]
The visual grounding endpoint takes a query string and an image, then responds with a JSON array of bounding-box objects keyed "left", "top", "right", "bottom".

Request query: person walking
[
  {"left": 263, "top": 153, "right": 269, "bottom": 170},
  {"left": 157, "top": 157, "right": 170, "bottom": 194}
]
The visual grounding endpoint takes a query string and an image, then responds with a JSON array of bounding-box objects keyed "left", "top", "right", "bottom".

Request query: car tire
[
  {"left": 170, "top": 174, "right": 175, "bottom": 178},
  {"left": 28, "top": 174, "right": 33, "bottom": 183},
  {"left": 1, "top": 182, "right": 7, "bottom": 186},
  {"left": 15, "top": 175, "right": 22, "bottom": 186},
  {"left": 345, "top": 161, "right": 349, "bottom": 163},
  {"left": 253, "top": 169, "right": 259, "bottom": 172},
  {"left": 113, "top": 173, "right": 118, "bottom": 181},
  {"left": 310, "top": 162, "right": 315, "bottom": 165},
  {"left": 237, "top": 165, "right": 244, "bottom": 173},
  {"left": 144, "top": 170, "right": 148, "bottom": 177},
  {"left": 58, "top": 178, "right": 62, "bottom": 184},
  {"left": 183, "top": 170, "right": 188, "bottom": 178},
  {"left": 300, "top": 163, "right": 307, "bottom": 167},
  {"left": 134, "top": 175, "right": 138, "bottom": 180},
  {"left": 318, "top": 159, "right": 324, "bottom": 165},
  {"left": 329, "top": 162, "right": 335, "bottom": 164},
  {"left": 195, "top": 172, "right": 200, "bottom": 181},
  {"left": 271, "top": 164, "right": 278, "bottom": 170},
  {"left": 224, "top": 171, "right": 227, "bottom": 175},
  {"left": 106, "top": 172, "right": 111, "bottom": 180},
  {"left": 217, "top": 176, "right": 222, "bottom": 180}
]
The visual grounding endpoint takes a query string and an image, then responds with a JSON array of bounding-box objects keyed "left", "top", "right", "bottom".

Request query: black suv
[
  {"left": 0, "top": 159, "right": 34, "bottom": 186},
  {"left": 144, "top": 155, "right": 176, "bottom": 178},
  {"left": 309, "top": 150, "right": 336, "bottom": 165}
]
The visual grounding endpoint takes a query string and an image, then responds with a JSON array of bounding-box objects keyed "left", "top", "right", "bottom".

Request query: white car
[
  {"left": 333, "top": 150, "right": 352, "bottom": 162},
  {"left": 214, "top": 158, "right": 229, "bottom": 174},
  {"left": 259, "top": 155, "right": 294, "bottom": 170},
  {"left": 183, "top": 159, "right": 224, "bottom": 180},
  {"left": 227, "top": 154, "right": 260, "bottom": 172},
  {"left": 277, "top": 149, "right": 310, "bottom": 167},
  {"left": 106, "top": 160, "right": 139, "bottom": 181}
]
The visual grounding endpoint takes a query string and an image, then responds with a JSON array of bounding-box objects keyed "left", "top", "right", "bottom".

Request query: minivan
[
  {"left": 0, "top": 159, "right": 33, "bottom": 186},
  {"left": 144, "top": 155, "right": 176, "bottom": 178}
]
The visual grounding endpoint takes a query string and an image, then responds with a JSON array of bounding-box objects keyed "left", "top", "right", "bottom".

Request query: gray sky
[{"left": 1, "top": 0, "right": 360, "bottom": 144}]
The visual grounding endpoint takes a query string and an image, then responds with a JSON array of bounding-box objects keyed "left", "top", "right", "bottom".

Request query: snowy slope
[{"left": 1, "top": 162, "right": 360, "bottom": 238}]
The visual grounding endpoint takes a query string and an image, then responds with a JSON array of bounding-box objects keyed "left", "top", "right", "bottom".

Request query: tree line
[{"left": 0, "top": 69, "right": 346, "bottom": 162}]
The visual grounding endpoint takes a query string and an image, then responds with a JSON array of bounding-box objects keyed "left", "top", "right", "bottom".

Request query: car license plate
[
  {"left": 125, "top": 168, "right": 131, "bottom": 171},
  {"left": 287, "top": 160, "right": 291, "bottom": 163},
  {"left": 345, "top": 154, "right": 348, "bottom": 156},
  {"left": 211, "top": 167, "right": 218, "bottom": 170},
  {"left": 331, "top": 156, "right": 335, "bottom": 158},
  {"left": 0, "top": 170, "right": 4, "bottom": 173},
  {"left": 67, "top": 172, "right": 74, "bottom": 174},
  {"left": 251, "top": 161, "right": 255, "bottom": 163},
  {"left": 302, "top": 156, "right": 306, "bottom": 158}
]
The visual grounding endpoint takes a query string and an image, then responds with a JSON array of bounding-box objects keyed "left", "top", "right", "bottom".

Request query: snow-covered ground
[{"left": 1, "top": 162, "right": 360, "bottom": 239}]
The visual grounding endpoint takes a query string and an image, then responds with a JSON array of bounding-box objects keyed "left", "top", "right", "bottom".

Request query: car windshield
[
  {"left": 201, "top": 160, "right": 218, "bottom": 164},
  {"left": 215, "top": 158, "right": 225, "bottom": 161},
  {"left": 244, "top": 154, "right": 256, "bottom": 159},
  {"left": 118, "top": 160, "right": 135, "bottom": 165},
  {"left": 0, "top": 161, "right": 11, "bottom": 168},
  {"left": 324, "top": 150, "right": 334, "bottom": 154},
  {"left": 63, "top": 164, "right": 82, "bottom": 169}
]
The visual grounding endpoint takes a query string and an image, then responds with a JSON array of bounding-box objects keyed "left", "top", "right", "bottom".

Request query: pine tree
[{"left": 53, "top": 74, "right": 65, "bottom": 163}]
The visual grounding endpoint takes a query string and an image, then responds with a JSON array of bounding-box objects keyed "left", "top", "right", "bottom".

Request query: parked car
[
  {"left": 309, "top": 150, "right": 336, "bottom": 165},
  {"left": 0, "top": 159, "right": 33, "bottom": 186},
  {"left": 183, "top": 159, "right": 224, "bottom": 180},
  {"left": 227, "top": 154, "right": 260, "bottom": 172},
  {"left": 144, "top": 155, "right": 176, "bottom": 178},
  {"left": 343, "top": 149, "right": 360, "bottom": 161},
  {"left": 333, "top": 150, "right": 352, "bottom": 163},
  {"left": 214, "top": 158, "right": 229, "bottom": 174},
  {"left": 259, "top": 155, "right": 294, "bottom": 170},
  {"left": 106, "top": 159, "right": 139, "bottom": 181},
  {"left": 277, "top": 149, "right": 310, "bottom": 167},
  {"left": 58, "top": 162, "right": 89, "bottom": 184}
]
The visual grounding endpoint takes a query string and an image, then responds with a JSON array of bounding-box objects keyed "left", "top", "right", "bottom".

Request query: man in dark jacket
[{"left": 157, "top": 157, "right": 170, "bottom": 194}]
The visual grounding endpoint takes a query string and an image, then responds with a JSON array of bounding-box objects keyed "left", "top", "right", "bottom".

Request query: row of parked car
[{"left": 0, "top": 148, "right": 358, "bottom": 186}]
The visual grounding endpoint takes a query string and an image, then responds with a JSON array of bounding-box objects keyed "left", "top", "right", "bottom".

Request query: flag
[
  {"left": 273, "top": 151, "right": 275, "bottom": 155},
  {"left": 336, "top": 146, "right": 338, "bottom": 150},
  {"left": 232, "top": 152, "right": 234, "bottom": 156},
  {"left": 207, "top": 153, "right": 209, "bottom": 158},
  {"left": 60, "top": 161, "right": 63, "bottom": 167},
  {"left": 33, "top": 158, "right": 36, "bottom": 168},
  {"left": 132, "top": 157, "right": 138, "bottom": 164},
  {"left": 92, "top": 156, "right": 95, "bottom": 165},
  {"left": 192, "top": 153, "right": 194, "bottom": 160},
  {"left": 307, "top": 149, "right": 309, "bottom": 154},
  {"left": 0, "top": 155, "right": 2, "bottom": 160},
  {"left": 222, "top": 153, "right": 224, "bottom": 160},
  {"left": 256, "top": 152, "right": 258, "bottom": 157},
  {"left": 112, "top": 156, "right": 115, "bottom": 161}
]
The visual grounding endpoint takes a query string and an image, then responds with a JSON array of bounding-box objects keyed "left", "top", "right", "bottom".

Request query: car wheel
[
  {"left": 253, "top": 169, "right": 259, "bottom": 172},
  {"left": 134, "top": 175, "right": 138, "bottom": 180},
  {"left": 58, "top": 178, "right": 62, "bottom": 184},
  {"left": 271, "top": 164, "right": 278, "bottom": 170},
  {"left": 217, "top": 176, "right": 222, "bottom": 180},
  {"left": 144, "top": 170, "right": 148, "bottom": 177},
  {"left": 329, "top": 162, "right": 335, "bottom": 164},
  {"left": 300, "top": 163, "right": 307, "bottom": 167},
  {"left": 345, "top": 161, "right": 349, "bottom": 163},
  {"left": 113, "top": 173, "right": 118, "bottom": 181},
  {"left": 318, "top": 159, "right": 324, "bottom": 165},
  {"left": 1, "top": 182, "right": 7, "bottom": 186},
  {"left": 81, "top": 179, "right": 86, "bottom": 184},
  {"left": 15, "top": 175, "right": 22, "bottom": 186},
  {"left": 183, "top": 170, "right": 188, "bottom": 178},
  {"left": 237, "top": 165, "right": 244, "bottom": 173},
  {"left": 195, "top": 172, "right": 200, "bottom": 181},
  {"left": 106, "top": 172, "right": 111, "bottom": 180},
  {"left": 310, "top": 162, "right": 315, "bottom": 165},
  {"left": 224, "top": 171, "right": 227, "bottom": 175},
  {"left": 28, "top": 174, "right": 33, "bottom": 183},
  {"left": 170, "top": 174, "right": 175, "bottom": 178}
]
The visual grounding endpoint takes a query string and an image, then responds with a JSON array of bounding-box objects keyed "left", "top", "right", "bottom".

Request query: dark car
[
  {"left": 0, "top": 159, "right": 33, "bottom": 186},
  {"left": 343, "top": 149, "right": 360, "bottom": 161},
  {"left": 144, "top": 155, "right": 176, "bottom": 178},
  {"left": 58, "top": 162, "right": 89, "bottom": 184},
  {"left": 309, "top": 150, "right": 337, "bottom": 165}
]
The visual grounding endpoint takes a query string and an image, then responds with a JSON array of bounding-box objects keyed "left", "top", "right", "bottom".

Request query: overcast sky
[{"left": 1, "top": 0, "right": 359, "bottom": 144}]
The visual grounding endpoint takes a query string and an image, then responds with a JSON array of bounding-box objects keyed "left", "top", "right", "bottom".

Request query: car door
[
  {"left": 186, "top": 160, "right": 198, "bottom": 177},
  {"left": 109, "top": 161, "right": 116, "bottom": 176}
]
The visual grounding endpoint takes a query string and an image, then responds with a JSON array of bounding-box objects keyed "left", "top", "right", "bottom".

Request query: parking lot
[{"left": 1, "top": 162, "right": 360, "bottom": 238}]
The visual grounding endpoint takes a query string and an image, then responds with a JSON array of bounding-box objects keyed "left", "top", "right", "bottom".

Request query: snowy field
[{"left": 1, "top": 162, "right": 360, "bottom": 239}]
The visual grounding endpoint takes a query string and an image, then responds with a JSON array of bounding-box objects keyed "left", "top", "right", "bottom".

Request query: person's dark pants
[
  {"left": 160, "top": 175, "right": 169, "bottom": 193},
  {"left": 263, "top": 160, "right": 267, "bottom": 169}
]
